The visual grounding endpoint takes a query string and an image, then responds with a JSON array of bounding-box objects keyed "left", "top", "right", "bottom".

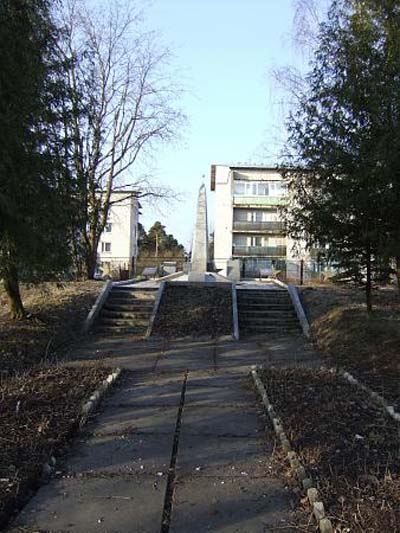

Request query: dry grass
[
  {"left": 299, "top": 284, "right": 400, "bottom": 409},
  {"left": 0, "top": 281, "right": 101, "bottom": 375},
  {"left": 152, "top": 285, "right": 233, "bottom": 338},
  {"left": 0, "top": 366, "right": 112, "bottom": 529},
  {"left": 261, "top": 368, "right": 400, "bottom": 532}
]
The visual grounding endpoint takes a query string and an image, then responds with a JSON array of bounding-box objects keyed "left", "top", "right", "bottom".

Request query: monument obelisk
[{"left": 189, "top": 183, "right": 209, "bottom": 282}]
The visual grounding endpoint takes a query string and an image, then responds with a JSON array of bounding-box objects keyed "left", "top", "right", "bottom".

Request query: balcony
[
  {"left": 232, "top": 245, "right": 287, "bottom": 257},
  {"left": 232, "top": 221, "right": 285, "bottom": 233},
  {"left": 233, "top": 196, "right": 286, "bottom": 207}
]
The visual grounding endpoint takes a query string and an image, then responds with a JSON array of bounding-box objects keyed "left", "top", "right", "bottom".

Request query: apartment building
[
  {"left": 97, "top": 191, "right": 140, "bottom": 277},
  {"left": 211, "top": 164, "right": 307, "bottom": 280}
]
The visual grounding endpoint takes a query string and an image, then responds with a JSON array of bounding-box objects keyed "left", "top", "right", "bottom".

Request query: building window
[
  {"left": 250, "top": 236, "right": 262, "bottom": 247},
  {"left": 258, "top": 183, "right": 269, "bottom": 196},
  {"left": 233, "top": 235, "right": 247, "bottom": 246},
  {"left": 101, "top": 242, "right": 111, "bottom": 252},
  {"left": 233, "top": 180, "right": 286, "bottom": 197},
  {"left": 234, "top": 182, "right": 246, "bottom": 195},
  {"left": 269, "top": 182, "right": 286, "bottom": 196},
  {"left": 105, "top": 222, "right": 112, "bottom": 232}
]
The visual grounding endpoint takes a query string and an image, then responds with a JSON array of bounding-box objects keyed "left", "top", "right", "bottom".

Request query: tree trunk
[
  {"left": 396, "top": 256, "right": 400, "bottom": 292},
  {"left": 84, "top": 246, "right": 98, "bottom": 279},
  {"left": 366, "top": 243, "right": 372, "bottom": 314},
  {"left": 3, "top": 264, "right": 26, "bottom": 319}
]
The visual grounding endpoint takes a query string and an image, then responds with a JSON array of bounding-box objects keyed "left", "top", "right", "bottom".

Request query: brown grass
[
  {"left": 261, "top": 368, "right": 400, "bottom": 532},
  {"left": 299, "top": 284, "right": 400, "bottom": 409},
  {"left": 0, "top": 281, "right": 101, "bottom": 375}
]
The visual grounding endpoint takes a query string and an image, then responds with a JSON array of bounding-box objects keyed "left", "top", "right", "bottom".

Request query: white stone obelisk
[{"left": 189, "top": 183, "right": 209, "bottom": 281}]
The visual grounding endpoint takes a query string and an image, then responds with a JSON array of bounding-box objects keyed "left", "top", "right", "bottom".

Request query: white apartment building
[
  {"left": 211, "top": 164, "right": 311, "bottom": 281},
  {"left": 97, "top": 191, "right": 140, "bottom": 278}
]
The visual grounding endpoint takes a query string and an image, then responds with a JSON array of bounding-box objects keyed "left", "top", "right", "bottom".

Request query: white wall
[
  {"left": 97, "top": 193, "right": 139, "bottom": 270},
  {"left": 213, "top": 165, "right": 233, "bottom": 275}
]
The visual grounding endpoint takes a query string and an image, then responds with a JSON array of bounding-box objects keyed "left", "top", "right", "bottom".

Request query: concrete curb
[
  {"left": 251, "top": 365, "right": 333, "bottom": 533},
  {"left": 157, "top": 271, "right": 185, "bottom": 282},
  {"left": 41, "top": 367, "right": 122, "bottom": 479},
  {"left": 231, "top": 284, "right": 239, "bottom": 340},
  {"left": 82, "top": 280, "right": 113, "bottom": 334},
  {"left": 80, "top": 368, "right": 122, "bottom": 423},
  {"left": 339, "top": 369, "right": 400, "bottom": 423},
  {"left": 270, "top": 278, "right": 288, "bottom": 290},
  {"left": 146, "top": 281, "right": 166, "bottom": 338},
  {"left": 287, "top": 284, "right": 310, "bottom": 338}
]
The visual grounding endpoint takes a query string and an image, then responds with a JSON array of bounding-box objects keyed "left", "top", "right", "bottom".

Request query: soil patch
[
  {"left": 299, "top": 285, "right": 400, "bottom": 410},
  {"left": 261, "top": 367, "right": 400, "bottom": 532},
  {"left": 0, "top": 281, "right": 101, "bottom": 375},
  {"left": 152, "top": 285, "right": 233, "bottom": 338},
  {"left": 0, "top": 366, "right": 111, "bottom": 529}
]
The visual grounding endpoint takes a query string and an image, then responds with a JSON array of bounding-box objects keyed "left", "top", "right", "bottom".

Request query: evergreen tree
[
  {"left": 284, "top": 0, "right": 400, "bottom": 311},
  {"left": 0, "top": 0, "right": 74, "bottom": 318},
  {"left": 138, "top": 221, "right": 185, "bottom": 257}
]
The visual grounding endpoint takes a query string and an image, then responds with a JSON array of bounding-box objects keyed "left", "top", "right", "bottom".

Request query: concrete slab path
[{"left": 9, "top": 333, "right": 320, "bottom": 533}]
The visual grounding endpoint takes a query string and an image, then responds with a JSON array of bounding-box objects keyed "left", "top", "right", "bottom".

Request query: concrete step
[
  {"left": 239, "top": 314, "right": 297, "bottom": 322},
  {"left": 239, "top": 316, "right": 299, "bottom": 327},
  {"left": 237, "top": 293, "right": 290, "bottom": 300},
  {"left": 101, "top": 309, "right": 152, "bottom": 319},
  {"left": 95, "top": 325, "right": 147, "bottom": 336},
  {"left": 241, "top": 324, "right": 301, "bottom": 333},
  {"left": 112, "top": 286, "right": 157, "bottom": 293},
  {"left": 238, "top": 309, "right": 296, "bottom": 316},
  {"left": 99, "top": 317, "right": 149, "bottom": 327},
  {"left": 107, "top": 293, "right": 156, "bottom": 302},
  {"left": 236, "top": 289, "right": 289, "bottom": 298},
  {"left": 239, "top": 304, "right": 294, "bottom": 311},
  {"left": 104, "top": 299, "right": 155, "bottom": 309}
]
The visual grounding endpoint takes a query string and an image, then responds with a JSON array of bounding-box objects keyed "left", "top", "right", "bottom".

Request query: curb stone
[
  {"left": 80, "top": 368, "right": 122, "bottom": 423},
  {"left": 41, "top": 368, "right": 121, "bottom": 481},
  {"left": 339, "top": 369, "right": 400, "bottom": 423},
  {"left": 250, "top": 365, "right": 333, "bottom": 533}
]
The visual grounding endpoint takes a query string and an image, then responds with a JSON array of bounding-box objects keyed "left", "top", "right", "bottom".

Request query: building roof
[{"left": 213, "top": 164, "right": 282, "bottom": 171}]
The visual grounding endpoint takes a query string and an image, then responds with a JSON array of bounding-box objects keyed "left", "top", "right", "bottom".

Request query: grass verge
[
  {"left": 0, "top": 281, "right": 101, "bottom": 375},
  {"left": 0, "top": 366, "right": 113, "bottom": 529},
  {"left": 299, "top": 285, "right": 400, "bottom": 410},
  {"left": 260, "top": 367, "right": 400, "bottom": 531}
]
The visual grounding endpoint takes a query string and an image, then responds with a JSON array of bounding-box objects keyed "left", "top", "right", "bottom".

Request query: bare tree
[
  {"left": 59, "top": 0, "right": 185, "bottom": 278},
  {"left": 269, "top": 0, "right": 326, "bottom": 133}
]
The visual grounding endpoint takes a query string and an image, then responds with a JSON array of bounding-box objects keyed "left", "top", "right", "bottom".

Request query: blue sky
[{"left": 139, "top": 0, "right": 312, "bottom": 249}]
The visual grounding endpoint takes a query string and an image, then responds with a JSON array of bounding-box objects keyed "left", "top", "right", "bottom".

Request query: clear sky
[{"left": 139, "top": 0, "right": 309, "bottom": 249}]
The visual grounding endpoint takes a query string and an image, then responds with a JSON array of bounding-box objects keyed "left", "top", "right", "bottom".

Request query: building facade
[
  {"left": 211, "top": 164, "right": 310, "bottom": 280},
  {"left": 97, "top": 192, "right": 140, "bottom": 278}
]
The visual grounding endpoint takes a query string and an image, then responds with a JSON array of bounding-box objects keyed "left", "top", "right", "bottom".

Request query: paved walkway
[{"left": 10, "top": 334, "right": 320, "bottom": 533}]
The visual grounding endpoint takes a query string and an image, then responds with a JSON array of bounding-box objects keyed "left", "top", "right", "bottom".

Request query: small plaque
[{"left": 142, "top": 267, "right": 158, "bottom": 277}]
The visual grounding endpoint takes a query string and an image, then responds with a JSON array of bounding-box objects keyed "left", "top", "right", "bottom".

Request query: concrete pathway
[{"left": 10, "top": 334, "right": 320, "bottom": 533}]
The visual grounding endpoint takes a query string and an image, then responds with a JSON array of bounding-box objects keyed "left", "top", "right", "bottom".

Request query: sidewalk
[{"left": 10, "top": 334, "right": 319, "bottom": 532}]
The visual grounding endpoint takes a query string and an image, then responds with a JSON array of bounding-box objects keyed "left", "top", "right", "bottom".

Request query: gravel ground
[
  {"left": 152, "top": 285, "right": 233, "bottom": 338},
  {"left": 0, "top": 366, "right": 112, "bottom": 529},
  {"left": 261, "top": 367, "right": 400, "bottom": 532},
  {"left": 299, "top": 284, "right": 400, "bottom": 411}
]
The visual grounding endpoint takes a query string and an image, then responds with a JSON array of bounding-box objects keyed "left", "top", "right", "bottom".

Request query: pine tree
[
  {"left": 284, "top": 0, "right": 400, "bottom": 311},
  {"left": 0, "top": 0, "right": 74, "bottom": 318}
]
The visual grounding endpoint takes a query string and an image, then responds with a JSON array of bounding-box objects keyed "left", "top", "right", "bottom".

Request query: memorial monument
[{"left": 188, "top": 183, "right": 209, "bottom": 282}]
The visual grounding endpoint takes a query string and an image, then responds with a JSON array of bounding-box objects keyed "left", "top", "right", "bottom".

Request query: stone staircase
[
  {"left": 95, "top": 286, "right": 157, "bottom": 336},
  {"left": 237, "top": 288, "right": 301, "bottom": 337}
]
